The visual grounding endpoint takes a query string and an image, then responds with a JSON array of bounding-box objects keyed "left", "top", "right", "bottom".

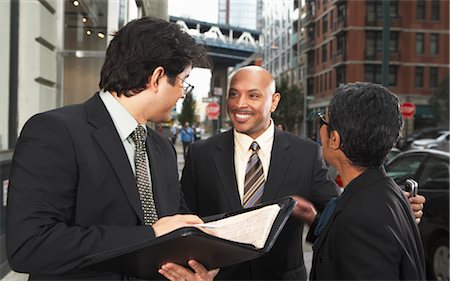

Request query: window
[
  {"left": 364, "top": 64, "right": 397, "bottom": 86},
  {"left": 336, "top": 65, "right": 346, "bottom": 86},
  {"left": 320, "top": 74, "right": 323, "bottom": 92},
  {"left": 415, "top": 67, "right": 424, "bottom": 88},
  {"left": 431, "top": 0, "right": 440, "bottom": 20},
  {"left": 366, "top": 0, "right": 398, "bottom": 23},
  {"left": 430, "top": 67, "right": 438, "bottom": 88},
  {"left": 417, "top": 157, "right": 449, "bottom": 190},
  {"left": 430, "top": 34, "right": 439, "bottom": 55},
  {"left": 324, "top": 72, "right": 327, "bottom": 91},
  {"left": 417, "top": 0, "right": 425, "bottom": 20},
  {"left": 322, "top": 45, "right": 327, "bottom": 63},
  {"left": 337, "top": 34, "right": 346, "bottom": 55},
  {"left": 365, "top": 31, "right": 398, "bottom": 58},
  {"left": 322, "top": 14, "right": 328, "bottom": 34},
  {"left": 416, "top": 33, "right": 424, "bottom": 54},
  {"left": 337, "top": 3, "right": 346, "bottom": 20},
  {"left": 329, "top": 70, "right": 332, "bottom": 89}
]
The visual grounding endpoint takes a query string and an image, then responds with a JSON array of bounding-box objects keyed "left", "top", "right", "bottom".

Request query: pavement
[{"left": 2, "top": 139, "right": 312, "bottom": 280}]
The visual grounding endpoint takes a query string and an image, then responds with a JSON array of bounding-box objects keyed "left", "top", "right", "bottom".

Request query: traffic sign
[
  {"left": 400, "top": 102, "right": 416, "bottom": 119},
  {"left": 206, "top": 102, "right": 220, "bottom": 120}
]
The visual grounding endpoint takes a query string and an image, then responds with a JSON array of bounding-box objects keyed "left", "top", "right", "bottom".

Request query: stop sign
[
  {"left": 206, "top": 102, "right": 220, "bottom": 120},
  {"left": 400, "top": 102, "right": 416, "bottom": 119}
]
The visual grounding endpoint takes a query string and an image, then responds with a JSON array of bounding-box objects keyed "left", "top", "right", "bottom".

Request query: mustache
[{"left": 230, "top": 109, "right": 253, "bottom": 115}]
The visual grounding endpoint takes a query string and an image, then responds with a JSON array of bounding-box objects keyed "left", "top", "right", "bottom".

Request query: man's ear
[
  {"left": 148, "top": 66, "right": 165, "bottom": 92},
  {"left": 270, "top": 92, "right": 281, "bottom": 113}
]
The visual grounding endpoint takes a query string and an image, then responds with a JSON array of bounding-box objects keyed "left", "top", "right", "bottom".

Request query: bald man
[{"left": 168, "top": 66, "right": 424, "bottom": 280}]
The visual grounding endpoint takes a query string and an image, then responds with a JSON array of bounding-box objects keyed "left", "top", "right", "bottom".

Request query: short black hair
[
  {"left": 99, "top": 17, "right": 208, "bottom": 96},
  {"left": 328, "top": 82, "right": 403, "bottom": 168}
]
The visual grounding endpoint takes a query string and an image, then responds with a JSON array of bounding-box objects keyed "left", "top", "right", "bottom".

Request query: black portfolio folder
[{"left": 81, "top": 197, "right": 295, "bottom": 279}]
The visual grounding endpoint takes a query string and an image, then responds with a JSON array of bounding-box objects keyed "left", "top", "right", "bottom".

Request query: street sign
[
  {"left": 400, "top": 102, "right": 416, "bottom": 119},
  {"left": 206, "top": 102, "right": 220, "bottom": 120}
]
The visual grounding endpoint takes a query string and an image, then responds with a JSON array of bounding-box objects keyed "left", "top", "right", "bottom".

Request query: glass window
[
  {"left": 365, "top": 65, "right": 397, "bottom": 86},
  {"left": 416, "top": 33, "right": 424, "bottom": 54},
  {"left": 417, "top": 157, "right": 449, "bottom": 191},
  {"left": 329, "top": 70, "right": 332, "bottom": 89},
  {"left": 385, "top": 154, "right": 427, "bottom": 184},
  {"left": 430, "top": 67, "right": 438, "bottom": 88},
  {"left": 336, "top": 65, "right": 345, "bottom": 86},
  {"left": 322, "top": 44, "right": 327, "bottom": 63},
  {"left": 430, "top": 33, "right": 439, "bottom": 55},
  {"left": 366, "top": 0, "right": 398, "bottom": 22},
  {"left": 431, "top": 0, "right": 440, "bottom": 20},
  {"left": 337, "top": 34, "right": 346, "bottom": 55},
  {"left": 417, "top": 0, "right": 425, "bottom": 20},
  {"left": 415, "top": 67, "right": 424, "bottom": 88},
  {"left": 322, "top": 14, "right": 328, "bottom": 33}
]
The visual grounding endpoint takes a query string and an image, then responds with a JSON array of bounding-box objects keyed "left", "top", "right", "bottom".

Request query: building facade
[
  {"left": 0, "top": 0, "right": 167, "bottom": 277},
  {"left": 299, "top": 0, "right": 449, "bottom": 138}
]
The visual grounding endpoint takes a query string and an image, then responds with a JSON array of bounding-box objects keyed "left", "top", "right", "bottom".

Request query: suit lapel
[
  {"left": 262, "top": 129, "right": 292, "bottom": 202},
  {"left": 85, "top": 94, "right": 144, "bottom": 224},
  {"left": 213, "top": 131, "right": 242, "bottom": 211}
]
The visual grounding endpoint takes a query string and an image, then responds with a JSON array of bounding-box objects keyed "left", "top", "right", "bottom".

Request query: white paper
[{"left": 196, "top": 204, "right": 281, "bottom": 249}]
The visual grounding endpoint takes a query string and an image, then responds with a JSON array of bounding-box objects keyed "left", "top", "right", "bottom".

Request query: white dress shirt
[
  {"left": 99, "top": 90, "right": 152, "bottom": 181},
  {"left": 234, "top": 120, "right": 275, "bottom": 204}
]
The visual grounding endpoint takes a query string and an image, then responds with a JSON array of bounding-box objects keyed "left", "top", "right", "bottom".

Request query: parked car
[
  {"left": 397, "top": 127, "right": 447, "bottom": 151},
  {"left": 411, "top": 130, "right": 450, "bottom": 151},
  {"left": 385, "top": 149, "right": 449, "bottom": 281}
]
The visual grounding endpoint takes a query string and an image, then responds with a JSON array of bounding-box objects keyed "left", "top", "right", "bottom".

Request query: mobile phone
[{"left": 404, "top": 179, "right": 418, "bottom": 197}]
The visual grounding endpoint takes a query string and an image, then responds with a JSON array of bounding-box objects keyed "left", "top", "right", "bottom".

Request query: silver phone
[{"left": 404, "top": 179, "right": 418, "bottom": 197}]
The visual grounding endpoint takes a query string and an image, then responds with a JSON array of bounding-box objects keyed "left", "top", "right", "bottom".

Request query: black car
[{"left": 385, "top": 149, "right": 449, "bottom": 280}]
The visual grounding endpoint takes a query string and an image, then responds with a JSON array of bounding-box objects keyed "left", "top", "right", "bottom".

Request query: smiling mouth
[{"left": 232, "top": 111, "right": 253, "bottom": 122}]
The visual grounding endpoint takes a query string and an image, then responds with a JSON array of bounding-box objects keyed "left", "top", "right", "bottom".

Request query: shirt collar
[
  {"left": 234, "top": 119, "right": 275, "bottom": 154},
  {"left": 99, "top": 90, "right": 144, "bottom": 142}
]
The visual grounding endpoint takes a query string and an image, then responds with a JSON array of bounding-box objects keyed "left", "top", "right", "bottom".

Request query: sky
[
  {"left": 169, "top": 0, "right": 218, "bottom": 119},
  {"left": 168, "top": 0, "right": 219, "bottom": 23}
]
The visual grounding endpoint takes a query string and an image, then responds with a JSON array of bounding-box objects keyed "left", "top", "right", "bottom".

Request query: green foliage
[
  {"left": 429, "top": 76, "right": 449, "bottom": 127},
  {"left": 178, "top": 94, "right": 196, "bottom": 125},
  {"left": 272, "top": 79, "right": 304, "bottom": 132}
]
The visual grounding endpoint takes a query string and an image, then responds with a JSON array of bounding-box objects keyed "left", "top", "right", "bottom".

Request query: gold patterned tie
[
  {"left": 243, "top": 141, "right": 265, "bottom": 208},
  {"left": 131, "top": 126, "right": 158, "bottom": 225}
]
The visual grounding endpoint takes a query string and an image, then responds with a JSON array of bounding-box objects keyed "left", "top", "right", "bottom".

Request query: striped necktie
[
  {"left": 131, "top": 126, "right": 158, "bottom": 225},
  {"left": 243, "top": 141, "right": 265, "bottom": 208}
]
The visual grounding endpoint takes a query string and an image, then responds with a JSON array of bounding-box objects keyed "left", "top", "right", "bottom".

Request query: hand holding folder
[{"left": 81, "top": 197, "right": 295, "bottom": 279}]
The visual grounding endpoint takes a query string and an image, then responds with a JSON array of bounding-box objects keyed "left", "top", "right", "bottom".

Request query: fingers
[
  {"left": 188, "top": 260, "right": 220, "bottom": 280},
  {"left": 159, "top": 263, "right": 192, "bottom": 281}
]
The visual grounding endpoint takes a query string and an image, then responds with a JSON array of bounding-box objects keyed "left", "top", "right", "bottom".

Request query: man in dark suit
[
  {"left": 178, "top": 66, "right": 339, "bottom": 280},
  {"left": 164, "top": 66, "right": 426, "bottom": 281},
  {"left": 6, "top": 17, "right": 217, "bottom": 280}
]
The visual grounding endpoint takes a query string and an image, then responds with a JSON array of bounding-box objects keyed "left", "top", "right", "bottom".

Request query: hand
[
  {"left": 404, "top": 192, "right": 426, "bottom": 224},
  {"left": 159, "top": 260, "right": 220, "bottom": 281},
  {"left": 152, "top": 215, "right": 204, "bottom": 237},
  {"left": 291, "top": 195, "right": 317, "bottom": 225}
]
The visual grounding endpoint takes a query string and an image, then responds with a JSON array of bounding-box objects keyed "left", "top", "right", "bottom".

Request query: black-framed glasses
[
  {"left": 177, "top": 76, "right": 194, "bottom": 96},
  {"left": 317, "top": 112, "right": 329, "bottom": 128}
]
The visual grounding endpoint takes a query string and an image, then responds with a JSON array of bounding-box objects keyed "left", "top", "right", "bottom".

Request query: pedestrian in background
[
  {"left": 180, "top": 121, "right": 194, "bottom": 160},
  {"left": 171, "top": 123, "right": 178, "bottom": 145}
]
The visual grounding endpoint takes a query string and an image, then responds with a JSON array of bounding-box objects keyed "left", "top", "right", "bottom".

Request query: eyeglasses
[
  {"left": 177, "top": 76, "right": 194, "bottom": 97},
  {"left": 318, "top": 112, "right": 329, "bottom": 128}
]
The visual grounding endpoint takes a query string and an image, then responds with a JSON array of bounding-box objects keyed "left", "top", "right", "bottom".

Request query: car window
[
  {"left": 417, "top": 156, "right": 449, "bottom": 191},
  {"left": 385, "top": 154, "right": 427, "bottom": 184}
]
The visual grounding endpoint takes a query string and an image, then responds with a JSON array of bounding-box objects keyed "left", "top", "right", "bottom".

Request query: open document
[
  {"left": 196, "top": 204, "right": 281, "bottom": 249},
  {"left": 81, "top": 197, "right": 295, "bottom": 280}
]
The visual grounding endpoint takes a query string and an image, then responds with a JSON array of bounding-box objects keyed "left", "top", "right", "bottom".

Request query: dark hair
[
  {"left": 328, "top": 82, "right": 403, "bottom": 168},
  {"left": 99, "top": 17, "right": 208, "bottom": 96}
]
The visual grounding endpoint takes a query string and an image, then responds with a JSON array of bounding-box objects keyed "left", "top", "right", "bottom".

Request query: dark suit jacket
[
  {"left": 6, "top": 93, "right": 187, "bottom": 280},
  {"left": 181, "top": 129, "right": 339, "bottom": 280},
  {"left": 310, "top": 167, "right": 425, "bottom": 280}
]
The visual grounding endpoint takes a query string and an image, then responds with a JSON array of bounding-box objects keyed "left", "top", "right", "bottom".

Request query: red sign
[
  {"left": 400, "top": 102, "right": 416, "bottom": 119},
  {"left": 206, "top": 102, "right": 220, "bottom": 120}
]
